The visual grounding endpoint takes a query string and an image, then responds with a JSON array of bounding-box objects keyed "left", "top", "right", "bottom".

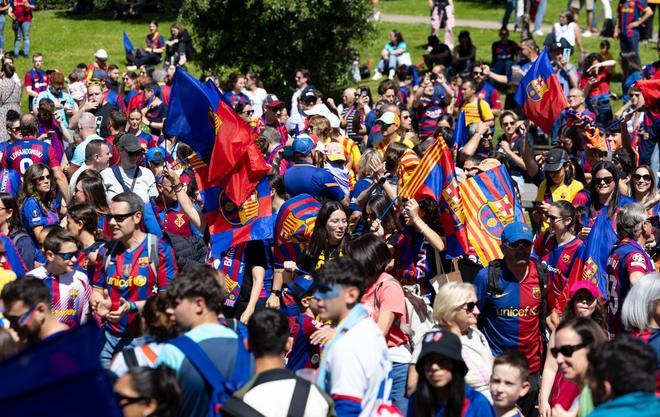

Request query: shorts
[{"left": 570, "top": 0, "right": 594, "bottom": 11}]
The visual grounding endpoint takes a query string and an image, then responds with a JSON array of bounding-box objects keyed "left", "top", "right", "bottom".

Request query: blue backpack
[{"left": 169, "top": 335, "right": 251, "bottom": 417}]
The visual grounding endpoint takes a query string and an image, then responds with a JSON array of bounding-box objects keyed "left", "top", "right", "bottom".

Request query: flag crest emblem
[
  {"left": 527, "top": 77, "right": 549, "bottom": 102},
  {"left": 478, "top": 197, "right": 515, "bottom": 239},
  {"left": 219, "top": 190, "right": 260, "bottom": 226}
]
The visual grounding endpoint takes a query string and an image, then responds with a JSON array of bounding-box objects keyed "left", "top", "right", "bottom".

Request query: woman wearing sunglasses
[
  {"left": 19, "top": 163, "right": 60, "bottom": 245},
  {"left": 408, "top": 281, "right": 493, "bottom": 403},
  {"left": 540, "top": 281, "right": 608, "bottom": 417},
  {"left": 580, "top": 160, "right": 634, "bottom": 231},
  {"left": 113, "top": 365, "right": 181, "bottom": 417},
  {"left": 235, "top": 102, "right": 256, "bottom": 126},
  {"left": 632, "top": 165, "right": 660, "bottom": 220},
  {"left": 550, "top": 317, "right": 608, "bottom": 417}
]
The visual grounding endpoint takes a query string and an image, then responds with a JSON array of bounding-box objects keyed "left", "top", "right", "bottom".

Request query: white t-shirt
[
  {"left": 241, "top": 371, "right": 332, "bottom": 417},
  {"left": 243, "top": 87, "right": 268, "bottom": 119},
  {"left": 325, "top": 317, "right": 392, "bottom": 417},
  {"left": 554, "top": 22, "right": 578, "bottom": 47},
  {"left": 110, "top": 342, "right": 165, "bottom": 377},
  {"left": 100, "top": 165, "right": 158, "bottom": 204},
  {"left": 28, "top": 266, "right": 91, "bottom": 327}
]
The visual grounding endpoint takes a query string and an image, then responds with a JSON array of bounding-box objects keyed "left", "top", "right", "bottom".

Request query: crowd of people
[{"left": 0, "top": 1, "right": 656, "bottom": 416}]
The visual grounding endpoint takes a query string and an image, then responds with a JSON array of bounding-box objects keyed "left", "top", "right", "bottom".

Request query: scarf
[
  {"left": 317, "top": 303, "right": 369, "bottom": 392},
  {"left": 221, "top": 245, "right": 247, "bottom": 308}
]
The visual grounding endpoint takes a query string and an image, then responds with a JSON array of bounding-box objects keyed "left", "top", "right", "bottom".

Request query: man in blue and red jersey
[
  {"left": 615, "top": 0, "right": 654, "bottom": 53},
  {"left": 0, "top": 113, "right": 69, "bottom": 201},
  {"left": 606, "top": 202, "right": 655, "bottom": 335},
  {"left": 475, "top": 222, "right": 545, "bottom": 417},
  {"left": 90, "top": 192, "right": 177, "bottom": 367},
  {"left": 281, "top": 275, "right": 324, "bottom": 371},
  {"left": 23, "top": 53, "right": 48, "bottom": 112}
]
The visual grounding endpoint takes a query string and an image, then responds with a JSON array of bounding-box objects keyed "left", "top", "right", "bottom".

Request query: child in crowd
[{"left": 490, "top": 350, "right": 531, "bottom": 417}]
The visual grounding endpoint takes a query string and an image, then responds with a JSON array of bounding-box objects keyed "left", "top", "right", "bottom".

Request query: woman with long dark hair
[
  {"left": 631, "top": 165, "right": 660, "bottom": 220},
  {"left": 347, "top": 233, "right": 411, "bottom": 412},
  {"left": 534, "top": 200, "right": 584, "bottom": 313},
  {"left": 164, "top": 23, "right": 193, "bottom": 67},
  {"left": 72, "top": 170, "right": 111, "bottom": 239},
  {"left": 67, "top": 203, "right": 104, "bottom": 277},
  {"left": 0, "top": 192, "right": 43, "bottom": 270},
  {"left": 452, "top": 30, "right": 477, "bottom": 73},
  {"left": 283, "top": 201, "right": 348, "bottom": 276},
  {"left": 408, "top": 327, "right": 495, "bottom": 417},
  {"left": 113, "top": 365, "right": 181, "bottom": 417},
  {"left": 581, "top": 160, "right": 634, "bottom": 229},
  {"left": 540, "top": 282, "right": 609, "bottom": 417},
  {"left": 19, "top": 163, "right": 59, "bottom": 245}
]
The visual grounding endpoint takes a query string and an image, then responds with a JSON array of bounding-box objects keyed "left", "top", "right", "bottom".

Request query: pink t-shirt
[{"left": 361, "top": 272, "right": 410, "bottom": 348}]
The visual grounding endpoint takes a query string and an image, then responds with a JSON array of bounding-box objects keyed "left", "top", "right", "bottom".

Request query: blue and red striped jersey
[
  {"left": 534, "top": 231, "right": 583, "bottom": 311},
  {"left": 474, "top": 261, "right": 544, "bottom": 372},
  {"left": 286, "top": 312, "right": 323, "bottom": 371},
  {"left": 416, "top": 95, "right": 446, "bottom": 139},
  {"left": 0, "top": 138, "right": 60, "bottom": 174},
  {"left": 618, "top": 0, "right": 649, "bottom": 37},
  {"left": 92, "top": 236, "right": 177, "bottom": 335},
  {"left": 606, "top": 238, "right": 654, "bottom": 334}
]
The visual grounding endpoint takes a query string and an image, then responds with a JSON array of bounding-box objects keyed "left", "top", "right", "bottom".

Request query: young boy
[
  {"left": 489, "top": 350, "right": 531, "bottom": 417},
  {"left": 27, "top": 227, "right": 91, "bottom": 328},
  {"left": 281, "top": 274, "right": 325, "bottom": 371}
]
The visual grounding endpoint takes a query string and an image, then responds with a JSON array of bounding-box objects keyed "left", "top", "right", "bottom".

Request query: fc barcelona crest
[
  {"left": 477, "top": 197, "right": 515, "bottom": 240},
  {"left": 219, "top": 189, "right": 260, "bottom": 227},
  {"left": 526, "top": 76, "right": 549, "bottom": 102}
]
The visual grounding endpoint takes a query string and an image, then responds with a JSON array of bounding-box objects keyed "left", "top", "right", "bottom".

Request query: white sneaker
[
  {"left": 533, "top": 30, "right": 544, "bottom": 36},
  {"left": 582, "top": 30, "right": 593, "bottom": 37},
  {"left": 372, "top": 71, "right": 383, "bottom": 81},
  {"left": 388, "top": 69, "right": 395, "bottom": 80}
]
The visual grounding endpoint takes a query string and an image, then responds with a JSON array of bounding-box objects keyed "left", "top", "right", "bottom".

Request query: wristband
[
  {"left": 271, "top": 290, "right": 282, "bottom": 297},
  {"left": 129, "top": 301, "right": 138, "bottom": 312}
]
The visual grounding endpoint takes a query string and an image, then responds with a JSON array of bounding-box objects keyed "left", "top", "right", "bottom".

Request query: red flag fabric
[
  {"left": 207, "top": 100, "right": 269, "bottom": 206},
  {"left": 635, "top": 79, "right": 660, "bottom": 111},
  {"left": 514, "top": 49, "right": 568, "bottom": 134}
]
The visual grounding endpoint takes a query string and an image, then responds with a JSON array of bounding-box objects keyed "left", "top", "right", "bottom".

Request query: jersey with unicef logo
[
  {"left": 28, "top": 266, "right": 91, "bottom": 327},
  {"left": 606, "top": 238, "right": 654, "bottom": 334},
  {"left": 0, "top": 138, "right": 60, "bottom": 175},
  {"left": 474, "top": 262, "right": 543, "bottom": 372},
  {"left": 92, "top": 236, "right": 177, "bottom": 335},
  {"left": 325, "top": 316, "right": 392, "bottom": 417}
]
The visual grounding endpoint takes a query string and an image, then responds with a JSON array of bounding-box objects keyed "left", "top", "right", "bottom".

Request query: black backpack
[{"left": 163, "top": 231, "right": 207, "bottom": 270}]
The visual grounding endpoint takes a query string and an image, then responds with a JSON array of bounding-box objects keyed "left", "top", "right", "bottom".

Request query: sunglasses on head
[
  {"left": 107, "top": 212, "right": 137, "bottom": 223},
  {"left": 633, "top": 173, "right": 652, "bottom": 182},
  {"left": 55, "top": 251, "right": 76, "bottom": 261},
  {"left": 550, "top": 342, "right": 587, "bottom": 358},
  {"left": 595, "top": 176, "right": 614, "bottom": 185},
  {"left": 504, "top": 240, "right": 532, "bottom": 249}
]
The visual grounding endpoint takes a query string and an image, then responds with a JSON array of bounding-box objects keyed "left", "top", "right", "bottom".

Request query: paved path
[{"left": 381, "top": 13, "right": 554, "bottom": 33}]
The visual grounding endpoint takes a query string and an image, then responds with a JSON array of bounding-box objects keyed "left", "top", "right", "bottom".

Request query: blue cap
[
  {"left": 501, "top": 221, "right": 533, "bottom": 243},
  {"left": 146, "top": 147, "right": 166, "bottom": 164},
  {"left": 288, "top": 275, "right": 315, "bottom": 300},
  {"left": 284, "top": 134, "right": 314, "bottom": 158}
]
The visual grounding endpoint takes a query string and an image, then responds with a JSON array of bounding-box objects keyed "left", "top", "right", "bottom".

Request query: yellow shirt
[
  {"left": 535, "top": 179, "right": 584, "bottom": 203},
  {"left": 461, "top": 99, "right": 494, "bottom": 125}
]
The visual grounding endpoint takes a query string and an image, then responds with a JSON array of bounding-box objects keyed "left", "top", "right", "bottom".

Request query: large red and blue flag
[
  {"left": 399, "top": 135, "right": 469, "bottom": 257},
  {"left": 460, "top": 164, "right": 524, "bottom": 264},
  {"left": 555, "top": 210, "right": 617, "bottom": 312},
  {"left": 514, "top": 49, "right": 568, "bottom": 134}
]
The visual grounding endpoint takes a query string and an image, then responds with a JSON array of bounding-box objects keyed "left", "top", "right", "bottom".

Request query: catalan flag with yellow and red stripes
[
  {"left": 398, "top": 135, "right": 469, "bottom": 257},
  {"left": 460, "top": 165, "right": 525, "bottom": 264}
]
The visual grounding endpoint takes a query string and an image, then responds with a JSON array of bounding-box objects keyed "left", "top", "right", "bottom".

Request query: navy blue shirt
[{"left": 283, "top": 160, "right": 345, "bottom": 201}]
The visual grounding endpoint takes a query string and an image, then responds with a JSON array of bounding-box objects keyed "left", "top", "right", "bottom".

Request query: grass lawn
[{"left": 379, "top": 0, "right": 614, "bottom": 28}]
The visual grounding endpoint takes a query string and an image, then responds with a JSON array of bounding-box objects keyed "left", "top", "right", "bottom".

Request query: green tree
[{"left": 181, "top": 0, "right": 375, "bottom": 96}]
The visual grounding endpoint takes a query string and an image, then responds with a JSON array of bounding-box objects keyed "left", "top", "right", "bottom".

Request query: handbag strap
[{"left": 286, "top": 378, "right": 311, "bottom": 417}]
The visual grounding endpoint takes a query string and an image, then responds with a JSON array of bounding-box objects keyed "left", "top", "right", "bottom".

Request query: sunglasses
[
  {"left": 502, "top": 121, "right": 515, "bottom": 127},
  {"left": 4, "top": 303, "right": 37, "bottom": 329},
  {"left": 107, "top": 212, "right": 137, "bottom": 223},
  {"left": 242, "top": 110, "right": 255, "bottom": 116},
  {"left": 127, "top": 149, "right": 144, "bottom": 157},
  {"left": 633, "top": 173, "right": 652, "bottom": 182},
  {"left": 461, "top": 301, "right": 479, "bottom": 313},
  {"left": 504, "top": 241, "right": 533, "bottom": 249},
  {"left": 55, "top": 251, "right": 76, "bottom": 261},
  {"left": 35, "top": 174, "right": 51, "bottom": 182},
  {"left": 594, "top": 176, "right": 614, "bottom": 185},
  {"left": 115, "top": 393, "right": 149, "bottom": 408},
  {"left": 546, "top": 214, "right": 566, "bottom": 223},
  {"left": 574, "top": 293, "right": 596, "bottom": 304},
  {"left": 550, "top": 342, "right": 587, "bottom": 358}
]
